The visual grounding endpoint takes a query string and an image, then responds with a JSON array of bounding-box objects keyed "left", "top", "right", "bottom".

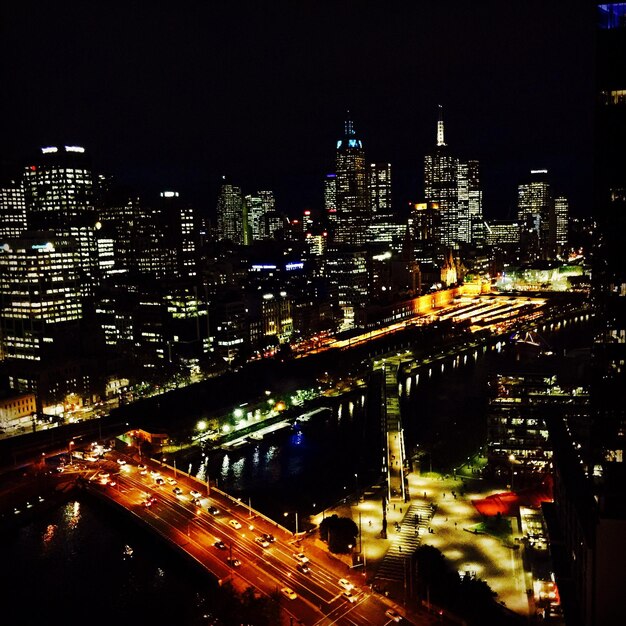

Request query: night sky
[{"left": 1, "top": 1, "right": 594, "bottom": 219}]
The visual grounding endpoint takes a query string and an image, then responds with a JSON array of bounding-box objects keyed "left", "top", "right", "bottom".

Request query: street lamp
[
  {"left": 284, "top": 511, "right": 299, "bottom": 535},
  {"left": 354, "top": 472, "right": 359, "bottom": 505}
]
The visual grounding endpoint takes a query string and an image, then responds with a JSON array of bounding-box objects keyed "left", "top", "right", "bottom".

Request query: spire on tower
[
  {"left": 437, "top": 104, "right": 446, "bottom": 147},
  {"left": 345, "top": 111, "right": 355, "bottom": 136}
]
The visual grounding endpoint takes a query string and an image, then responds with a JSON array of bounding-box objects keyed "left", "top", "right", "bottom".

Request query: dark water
[
  {"left": 1, "top": 499, "right": 218, "bottom": 626},
  {"left": 177, "top": 392, "right": 383, "bottom": 528}
]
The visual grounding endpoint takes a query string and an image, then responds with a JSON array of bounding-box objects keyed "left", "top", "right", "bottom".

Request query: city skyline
[{"left": 1, "top": 1, "right": 594, "bottom": 217}]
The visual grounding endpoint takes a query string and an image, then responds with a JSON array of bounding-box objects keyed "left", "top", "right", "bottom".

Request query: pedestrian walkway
[
  {"left": 375, "top": 502, "right": 434, "bottom": 582},
  {"left": 310, "top": 462, "right": 532, "bottom": 618}
]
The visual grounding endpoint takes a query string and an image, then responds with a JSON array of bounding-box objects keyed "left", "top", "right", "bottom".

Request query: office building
[
  {"left": 369, "top": 163, "right": 392, "bottom": 220},
  {"left": 0, "top": 180, "right": 27, "bottom": 239},
  {"left": 554, "top": 196, "right": 569, "bottom": 257},
  {"left": 0, "top": 233, "right": 91, "bottom": 412},
  {"left": 424, "top": 107, "right": 483, "bottom": 251},
  {"left": 424, "top": 106, "right": 460, "bottom": 250},
  {"left": 545, "top": 5, "right": 626, "bottom": 626},
  {"left": 517, "top": 169, "right": 566, "bottom": 261},
  {"left": 324, "top": 173, "right": 338, "bottom": 227},
  {"left": 216, "top": 177, "right": 244, "bottom": 244},
  {"left": 245, "top": 190, "right": 275, "bottom": 242},
  {"left": 335, "top": 116, "right": 369, "bottom": 245}
]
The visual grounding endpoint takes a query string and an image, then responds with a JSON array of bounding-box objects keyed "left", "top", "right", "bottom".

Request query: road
[{"left": 81, "top": 452, "right": 446, "bottom": 626}]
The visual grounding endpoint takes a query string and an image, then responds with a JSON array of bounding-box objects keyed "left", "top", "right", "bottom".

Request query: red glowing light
[{"left": 30, "top": 165, "right": 36, "bottom": 171}]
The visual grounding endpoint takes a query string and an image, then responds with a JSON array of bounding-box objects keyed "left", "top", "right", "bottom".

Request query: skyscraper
[
  {"left": 23, "top": 145, "right": 101, "bottom": 293},
  {"left": 23, "top": 145, "right": 94, "bottom": 231},
  {"left": 424, "top": 106, "right": 460, "bottom": 251},
  {"left": 335, "top": 115, "right": 369, "bottom": 245},
  {"left": 245, "top": 190, "right": 275, "bottom": 241},
  {"left": 553, "top": 196, "right": 569, "bottom": 257},
  {"left": 324, "top": 173, "right": 337, "bottom": 227},
  {"left": 216, "top": 177, "right": 244, "bottom": 244},
  {"left": 546, "top": 5, "right": 626, "bottom": 626},
  {"left": 0, "top": 179, "right": 27, "bottom": 239},
  {"left": 459, "top": 159, "right": 483, "bottom": 244},
  {"left": 369, "top": 163, "right": 392, "bottom": 220},
  {"left": 517, "top": 169, "right": 553, "bottom": 260},
  {"left": 0, "top": 233, "right": 85, "bottom": 412},
  {"left": 424, "top": 107, "right": 484, "bottom": 252}
]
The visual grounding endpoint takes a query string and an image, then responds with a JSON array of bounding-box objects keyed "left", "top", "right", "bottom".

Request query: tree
[{"left": 319, "top": 514, "right": 358, "bottom": 553}]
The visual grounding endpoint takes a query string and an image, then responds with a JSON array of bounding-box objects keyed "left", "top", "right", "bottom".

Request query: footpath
[{"left": 307, "top": 455, "right": 532, "bottom": 623}]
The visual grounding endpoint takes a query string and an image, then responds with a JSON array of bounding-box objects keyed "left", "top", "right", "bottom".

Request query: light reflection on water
[{"left": 187, "top": 398, "right": 378, "bottom": 522}]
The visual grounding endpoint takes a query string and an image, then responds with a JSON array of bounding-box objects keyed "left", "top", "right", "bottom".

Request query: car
[
  {"left": 297, "top": 563, "right": 311, "bottom": 574},
  {"left": 338, "top": 578, "right": 353, "bottom": 591},
  {"left": 207, "top": 506, "right": 220, "bottom": 515},
  {"left": 172, "top": 487, "right": 183, "bottom": 495},
  {"left": 229, "top": 519, "right": 242, "bottom": 530},
  {"left": 192, "top": 498, "right": 202, "bottom": 506},
  {"left": 139, "top": 468, "right": 148, "bottom": 475},
  {"left": 167, "top": 477, "right": 177, "bottom": 485},
  {"left": 116, "top": 458, "right": 127, "bottom": 465},
  {"left": 226, "top": 557, "right": 241, "bottom": 567},
  {"left": 143, "top": 499, "right": 152, "bottom": 508},
  {"left": 148, "top": 494, "right": 157, "bottom": 503},
  {"left": 293, "top": 552, "right": 309, "bottom": 564},
  {"left": 280, "top": 587, "right": 297, "bottom": 600},
  {"left": 342, "top": 590, "right": 356, "bottom": 603},
  {"left": 138, "top": 464, "right": 146, "bottom": 470},
  {"left": 255, "top": 536, "right": 270, "bottom": 548},
  {"left": 261, "top": 533, "right": 275, "bottom": 543},
  {"left": 150, "top": 470, "right": 160, "bottom": 478},
  {"left": 213, "top": 540, "right": 226, "bottom": 550},
  {"left": 385, "top": 609, "right": 402, "bottom": 622},
  {"left": 155, "top": 477, "right": 165, "bottom": 485},
  {"left": 189, "top": 490, "right": 202, "bottom": 498}
]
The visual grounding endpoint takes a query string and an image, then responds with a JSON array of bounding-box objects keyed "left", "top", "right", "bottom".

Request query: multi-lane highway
[{"left": 82, "top": 454, "right": 437, "bottom": 626}]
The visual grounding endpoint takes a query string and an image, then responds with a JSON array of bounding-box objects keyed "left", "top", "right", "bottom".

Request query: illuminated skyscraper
[
  {"left": 0, "top": 233, "right": 86, "bottom": 411},
  {"left": 22, "top": 145, "right": 101, "bottom": 294},
  {"left": 369, "top": 163, "right": 392, "bottom": 220},
  {"left": 245, "top": 190, "right": 275, "bottom": 241},
  {"left": 424, "top": 106, "right": 460, "bottom": 250},
  {"left": 424, "top": 107, "right": 483, "bottom": 251},
  {"left": 553, "top": 196, "right": 569, "bottom": 256},
  {"left": 216, "top": 177, "right": 244, "bottom": 243},
  {"left": 458, "top": 159, "right": 483, "bottom": 244},
  {"left": 324, "top": 173, "right": 337, "bottom": 226},
  {"left": 0, "top": 179, "right": 27, "bottom": 239},
  {"left": 23, "top": 145, "right": 94, "bottom": 230},
  {"left": 517, "top": 169, "right": 553, "bottom": 260},
  {"left": 335, "top": 115, "right": 369, "bottom": 244}
]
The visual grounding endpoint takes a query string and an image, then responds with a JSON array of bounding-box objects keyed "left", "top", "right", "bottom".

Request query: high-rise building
[
  {"left": 23, "top": 145, "right": 101, "bottom": 293},
  {"left": 424, "top": 106, "right": 460, "bottom": 251},
  {"left": 424, "top": 108, "right": 484, "bottom": 251},
  {"left": 216, "top": 177, "right": 244, "bottom": 244},
  {"left": 517, "top": 169, "right": 554, "bottom": 260},
  {"left": 459, "top": 159, "right": 483, "bottom": 244},
  {"left": 131, "top": 191, "right": 197, "bottom": 280},
  {"left": 23, "top": 145, "right": 94, "bottom": 231},
  {"left": 245, "top": 190, "right": 275, "bottom": 241},
  {"left": 369, "top": 163, "right": 392, "bottom": 220},
  {"left": 324, "top": 173, "right": 337, "bottom": 226},
  {"left": 545, "top": 5, "right": 626, "bottom": 626},
  {"left": 0, "top": 180, "right": 27, "bottom": 239},
  {"left": 0, "top": 233, "right": 86, "bottom": 411},
  {"left": 335, "top": 116, "right": 369, "bottom": 244},
  {"left": 409, "top": 202, "right": 441, "bottom": 264},
  {"left": 553, "top": 196, "right": 569, "bottom": 257}
]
